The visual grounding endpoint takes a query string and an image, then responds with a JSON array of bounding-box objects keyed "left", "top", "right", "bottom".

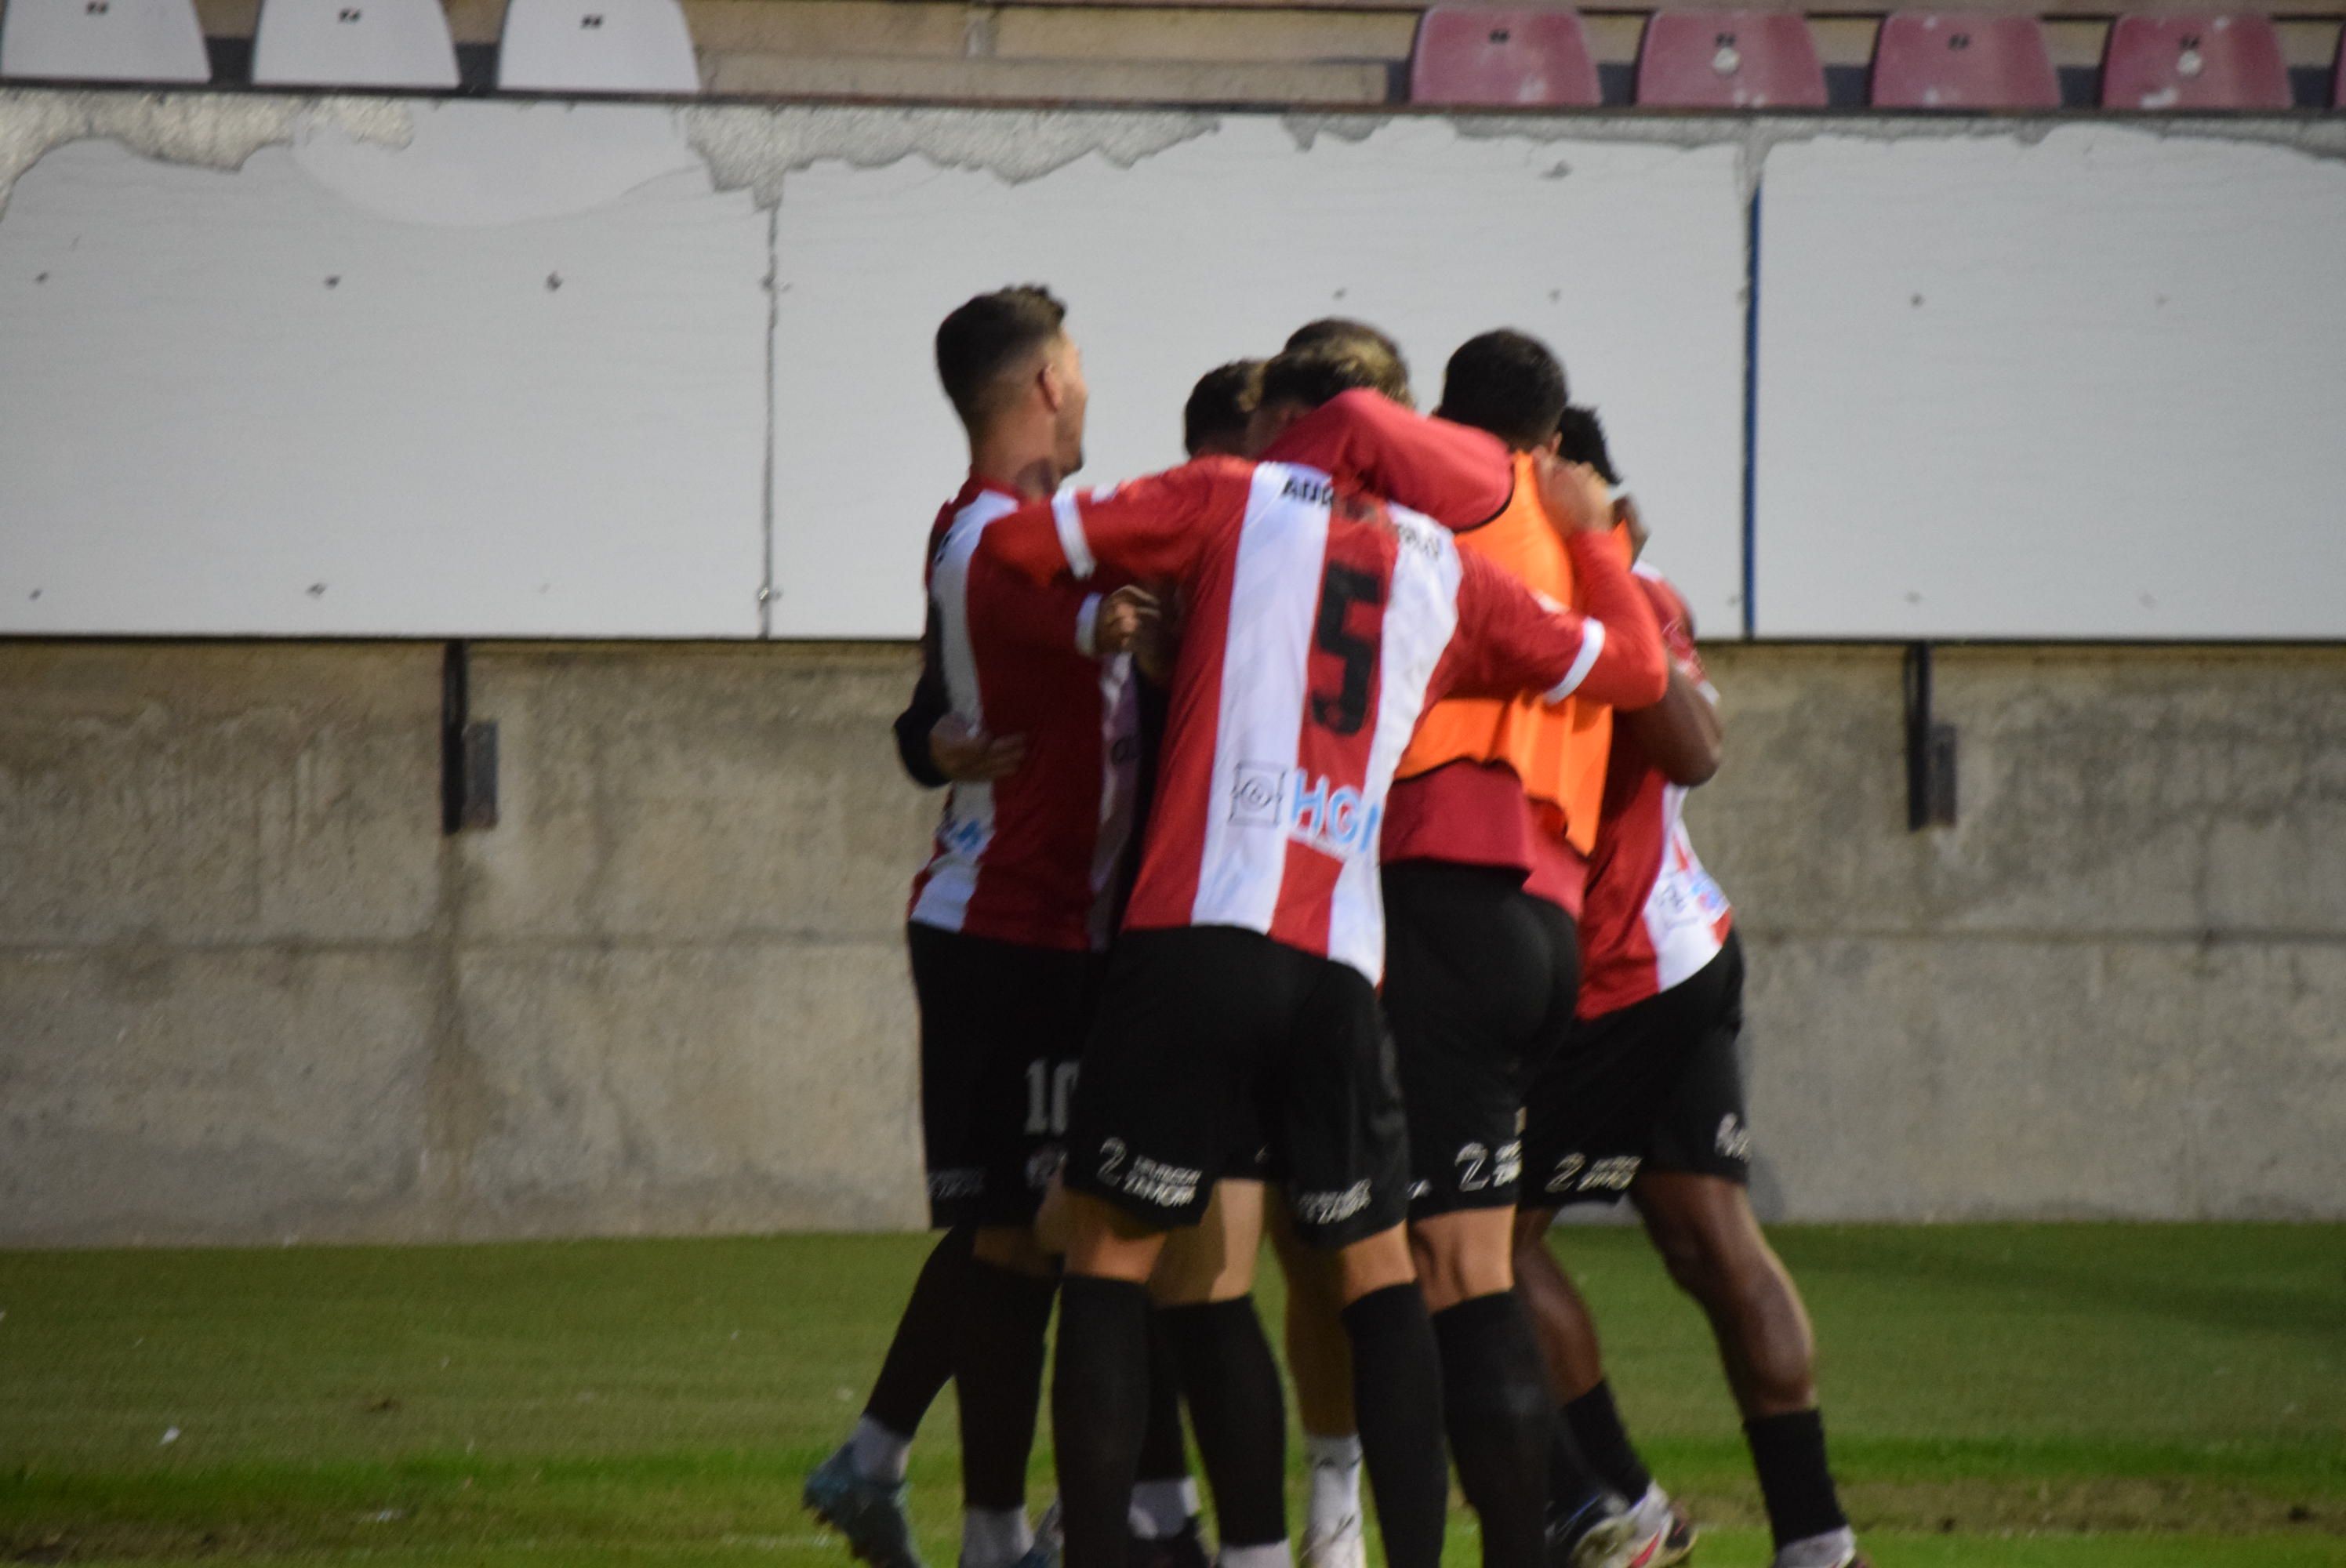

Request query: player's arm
[
  {"left": 1622, "top": 663, "right": 1721, "bottom": 786},
  {"left": 892, "top": 612, "right": 953, "bottom": 788},
  {"left": 973, "top": 460, "right": 1244, "bottom": 587},
  {"left": 968, "top": 556, "right": 1127, "bottom": 658},
  {"left": 1265, "top": 388, "right": 1512, "bottom": 531},
  {"left": 1618, "top": 577, "right": 1723, "bottom": 786},
  {"left": 1444, "top": 460, "right": 1667, "bottom": 709},
  {"left": 895, "top": 605, "right": 1027, "bottom": 785}
]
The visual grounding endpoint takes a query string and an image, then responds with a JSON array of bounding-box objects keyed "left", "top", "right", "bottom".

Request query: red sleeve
[
  {"left": 975, "top": 459, "right": 1249, "bottom": 587},
  {"left": 1640, "top": 569, "right": 1716, "bottom": 702},
  {"left": 1440, "top": 536, "right": 1668, "bottom": 710},
  {"left": 967, "top": 554, "right": 1117, "bottom": 657},
  {"left": 1264, "top": 389, "right": 1511, "bottom": 532}
]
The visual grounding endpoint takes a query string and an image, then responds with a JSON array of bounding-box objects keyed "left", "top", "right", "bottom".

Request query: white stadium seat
[
  {"left": 0, "top": 0, "right": 209, "bottom": 82},
  {"left": 251, "top": 0, "right": 458, "bottom": 89},
  {"left": 496, "top": 0, "right": 697, "bottom": 95}
]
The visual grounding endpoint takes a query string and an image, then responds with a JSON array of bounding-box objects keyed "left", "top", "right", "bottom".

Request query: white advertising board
[
  {"left": 0, "top": 100, "right": 769, "bottom": 637},
  {"left": 768, "top": 116, "right": 1752, "bottom": 639},
  {"left": 1755, "top": 124, "right": 2346, "bottom": 641}
]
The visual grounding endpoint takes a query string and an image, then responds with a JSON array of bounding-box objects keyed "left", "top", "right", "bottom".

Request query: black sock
[
  {"left": 865, "top": 1224, "right": 975, "bottom": 1438},
  {"left": 1544, "top": 1412, "right": 1621, "bottom": 1544},
  {"left": 1158, "top": 1298, "right": 1287, "bottom": 1548},
  {"left": 1745, "top": 1408, "right": 1848, "bottom": 1549},
  {"left": 1431, "top": 1292, "right": 1552, "bottom": 1568},
  {"left": 1561, "top": 1379, "right": 1653, "bottom": 1504},
  {"left": 955, "top": 1258, "right": 1060, "bottom": 1511},
  {"left": 1054, "top": 1276, "right": 1154, "bottom": 1568},
  {"left": 1137, "top": 1312, "right": 1193, "bottom": 1486},
  {"left": 1341, "top": 1283, "right": 1451, "bottom": 1568}
]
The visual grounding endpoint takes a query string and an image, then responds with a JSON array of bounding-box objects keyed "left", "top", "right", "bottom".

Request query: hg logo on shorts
[{"left": 1232, "top": 764, "right": 1382, "bottom": 858}]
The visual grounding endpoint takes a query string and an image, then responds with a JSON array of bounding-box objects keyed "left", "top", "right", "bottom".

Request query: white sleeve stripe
[
  {"left": 1074, "top": 593, "right": 1102, "bottom": 657},
  {"left": 1053, "top": 492, "right": 1097, "bottom": 580},
  {"left": 1545, "top": 619, "right": 1606, "bottom": 703}
]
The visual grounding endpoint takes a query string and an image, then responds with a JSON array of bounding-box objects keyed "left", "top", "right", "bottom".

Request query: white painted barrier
[
  {"left": 1, "top": 93, "right": 2341, "bottom": 642},
  {"left": 1755, "top": 125, "right": 2346, "bottom": 641}
]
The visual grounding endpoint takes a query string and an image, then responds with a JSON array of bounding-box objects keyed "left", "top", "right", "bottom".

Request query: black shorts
[
  {"left": 1064, "top": 925, "right": 1410, "bottom": 1250},
  {"left": 1522, "top": 931, "right": 1750, "bottom": 1209},
  {"left": 1381, "top": 862, "right": 1579, "bottom": 1218},
  {"left": 909, "top": 922, "right": 1102, "bottom": 1229}
]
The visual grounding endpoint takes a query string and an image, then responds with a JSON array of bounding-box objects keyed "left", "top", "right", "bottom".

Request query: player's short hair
[
  {"left": 1436, "top": 330, "right": 1568, "bottom": 452},
  {"left": 1554, "top": 404, "right": 1622, "bottom": 486},
  {"left": 1282, "top": 318, "right": 1412, "bottom": 405},
  {"left": 1257, "top": 339, "right": 1404, "bottom": 416},
  {"left": 935, "top": 285, "right": 1068, "bottom": 429},
  {"left": 1183, "top": 359, "right": 1264, "bottom": 457}
]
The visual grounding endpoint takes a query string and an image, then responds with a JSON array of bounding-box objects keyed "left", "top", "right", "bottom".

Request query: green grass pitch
[{"left": 2, "top": 1225, "right": 2341, "bottom": 1565}]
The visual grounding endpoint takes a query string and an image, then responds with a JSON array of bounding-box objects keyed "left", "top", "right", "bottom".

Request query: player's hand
[
  {"left": 1100, "top": 584, "right": 1182, "bottom": 684},
  {"left": 928, "top": 713, "right": 1026, "bottom": 782},
  {"left": 1532, "top": 453, "right": 1612, "bottom": 536},
  {"left": 1095, "top": 586, "right": 1162, "bottom": 657}
]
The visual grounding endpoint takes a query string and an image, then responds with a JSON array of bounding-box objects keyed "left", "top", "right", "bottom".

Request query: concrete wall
[
  {"left": 3, "top": 638, "right": 2341, "bottom": 1243},
  {"left": 0, "top": 640, "right": 934, "bottom": 1246},
  {"left": 1708, "top": 643, "right": 2346, "bottom": 1221}
]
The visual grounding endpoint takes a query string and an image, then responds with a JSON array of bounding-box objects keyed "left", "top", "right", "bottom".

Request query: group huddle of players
[{"left": 801, "top": 288, "right": 1869, "bottom": 1568}]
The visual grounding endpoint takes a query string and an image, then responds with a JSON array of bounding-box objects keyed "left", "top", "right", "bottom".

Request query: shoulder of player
[{"left": 1630, "top": 561, "right": 1692, "bottom": 622}]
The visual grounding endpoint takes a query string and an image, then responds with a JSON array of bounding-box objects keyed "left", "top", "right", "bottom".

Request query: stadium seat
[
  {"left": 497, "top": 0, "right": 699, "bottom": 95},
  {"left": 1635, "top": 10, "right": 1826, "bottom": 107},
  {"left": 1870, "top": 12, "right": 2059, "bottom": 108},
  {"left": 1409, "top": 6, "right": 1602, "bottom": 108},
  {"left": 251, "top": 0, "right": 458, "bottom": 88},
  {"left": 2099, "top": 13, "right": 2290, "bottom": 109},
  {"left": 0, "top": 0, "right": 208, "bottom": 82}
]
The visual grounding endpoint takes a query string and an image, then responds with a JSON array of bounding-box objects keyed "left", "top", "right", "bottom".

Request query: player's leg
[
  {"left": 1509, "top": 1206, "right": 1660, "bottom": 1519},
  {"left": 1379, "top": 864, "right": 1562, "bottom": 1568},
  {"left": 1629, "top": 937, "right": 1860, "bottom": 1568},
  {"left": 1129, "top": 1315, "right": 1208, "bottom": 1568},
  {"left": 862, "top": 1221, "right": 977, "bottom": 1473},
  {"left": 957, "top": 1225, "right": 1061, "bottom": 1568},
  {"left": 1516, "top": 963, "right": 1705, "bottom": 1566},
  {"left": 807, "top": 923, "right": 990, "bottom": 1568},
  {"left": 1266, "top": 1206, "right": 1362, "bottom": 1568},
  {"left": 806, "top": 1222, "right": 971, "bottom": 1567},
  {"left": 1283, "top": 960, "right": 1447, "bottom": 1568},
  {"left": 953, "top": 938, "right": 1099, "bottom": 1568},
  {"left": 1055, "top": 928, "right": 1275, "bottom": 1568},
  {"left": 1057, "top": 1192, "right": 1176, "bottom": 1568},
  {"left": 1150, "top": 1181, "right": 1286, "bottom": 1568}
]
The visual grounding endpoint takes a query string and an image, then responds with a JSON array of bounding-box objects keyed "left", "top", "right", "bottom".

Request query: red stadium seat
[
  {"left": 1410, "top": 6, "right": 1602, "bottom": 107},
  {"left": 1870, "top": 12, "right": 2060, "bottom": 108},
  {"left": 2099, "top": 13, "right": 2290, "bottom": 109},
  {"left": 1636, "top": 10, "right": 1826, "bottom": 107}
]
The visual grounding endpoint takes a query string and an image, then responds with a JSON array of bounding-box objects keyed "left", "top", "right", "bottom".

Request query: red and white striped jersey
[
  {"left": 908, "top": 475, "right": 1140, "bottom": 952},
  {"left": 1577, "top": 566, "right": 1734, "bottom": 1018},
  {"left": 978, "top": 404, "right": 1666, "bottom": 983}
]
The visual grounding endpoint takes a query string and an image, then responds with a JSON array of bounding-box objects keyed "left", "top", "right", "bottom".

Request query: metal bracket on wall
[
  {"left": 441, "top": 640, "right": 499, "bottom": 833},
  {"left": 1904, "top": 641, "right": 1957, "bottom": 830}
]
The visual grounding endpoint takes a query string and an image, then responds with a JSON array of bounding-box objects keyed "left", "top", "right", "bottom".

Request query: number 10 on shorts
[{"left": 1025, "top": 1060, "right": 1079, "bottom": 1135}]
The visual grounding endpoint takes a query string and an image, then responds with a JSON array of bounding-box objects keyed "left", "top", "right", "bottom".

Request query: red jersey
[
  {"left": 1379, "top": 762, "right": 1592, "bottom": 918},
  {"left": 1576, "top": 566, "right": 1734, "bottom": 1017},
  {"left": 977, "top": 399, "right": 1666, "bottom": 983},
  {"left": 907, "top": 475, "right": 1139, "bottom": 952}
]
